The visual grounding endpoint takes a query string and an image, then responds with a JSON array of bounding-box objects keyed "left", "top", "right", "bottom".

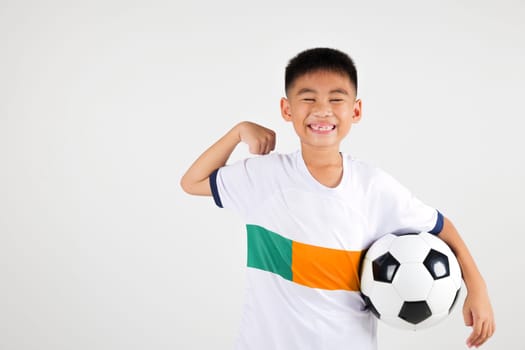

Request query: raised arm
[
  {"left": 180, "top": 121, "right": 276, "bottom": 196},
  {"left": 438, "top": 216, "right": 495, "bottom": 348}
]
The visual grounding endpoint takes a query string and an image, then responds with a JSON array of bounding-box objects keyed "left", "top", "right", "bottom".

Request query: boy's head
[
  {"left": 285, "top": 48, "right": 358, "bottom": 96},
  {"left": 280, "top": 48, "right": 362, "bottom": 152}
]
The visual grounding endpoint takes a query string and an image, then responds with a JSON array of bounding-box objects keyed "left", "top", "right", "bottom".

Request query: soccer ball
[{"left": 360, "top": 232, "right": 462, "bottom": 330}]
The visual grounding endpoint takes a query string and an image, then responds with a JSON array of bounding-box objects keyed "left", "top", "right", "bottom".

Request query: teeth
[{"left": 310, "top": 124, "right": 334, "bottom": 131}]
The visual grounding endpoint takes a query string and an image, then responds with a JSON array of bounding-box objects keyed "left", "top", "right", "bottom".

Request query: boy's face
[{"left": 280, "top": 70, "right": 362, "bottom": 152}]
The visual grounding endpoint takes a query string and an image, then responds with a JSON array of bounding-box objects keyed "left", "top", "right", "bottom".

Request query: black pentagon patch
[
  {"left": 398, "top": 301, "right": 432, "bottom": 324},
  {"left": 449, "top": 288, "right": 461, "bottom": 313},
  {"left": 361, "top": 294, "right": 381, "bottom": 319},
  {"left": 423, "top": 249, "right": 450, "bottom": 280},
  {"left": 372, "top": 252, "right": 400, "bottom": 283}
]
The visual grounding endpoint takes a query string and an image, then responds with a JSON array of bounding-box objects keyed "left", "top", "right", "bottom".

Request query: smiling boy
[{"left": 180, "top": 48, "right": 494, "bottom": 349}]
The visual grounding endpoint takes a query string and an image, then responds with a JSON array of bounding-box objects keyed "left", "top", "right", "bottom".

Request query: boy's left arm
[{"left": 438, "top": 216, "right": 495, "bottom": 348}]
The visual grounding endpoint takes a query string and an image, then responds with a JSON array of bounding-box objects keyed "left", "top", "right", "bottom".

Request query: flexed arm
[{"left": 180, "top": 121, "right": 276, "bottom": 196}]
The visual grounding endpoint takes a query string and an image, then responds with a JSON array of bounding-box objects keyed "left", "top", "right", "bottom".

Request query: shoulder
[
  {"left": 219, "top": 152, "right": 297, "bottom": 181},
  {"left": 240, "top": 151, "right": 296, "bottom": 172},
  {"left": 344, "top": 154, "right": 403, "bottom": 194},
  {"left": 345, "top": 155, "right": 388, "bottom": 183},
  {"left": 247, "top": 151, "right": 295, "bottom": 164}
]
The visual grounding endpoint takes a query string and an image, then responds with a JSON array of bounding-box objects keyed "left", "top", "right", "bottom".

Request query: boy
[{"left": 180, "top": 48, "right": 494, "bottom": 349}]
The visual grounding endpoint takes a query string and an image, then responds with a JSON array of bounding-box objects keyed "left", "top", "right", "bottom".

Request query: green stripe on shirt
[{"left": 247, "top": 224, "right": 293, "bottom": 281}]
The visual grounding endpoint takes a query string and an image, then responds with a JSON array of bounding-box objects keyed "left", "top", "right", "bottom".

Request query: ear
[
  {"left": 352, "top": 99, "right": 363, "bottom": 123},
  {"left": 280, "top": 97, "right": 292, "bottom": 122}
]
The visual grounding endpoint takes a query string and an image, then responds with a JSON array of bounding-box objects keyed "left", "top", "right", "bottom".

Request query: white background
[{"left": 1, "top": 0, "right": 524, "bottom": 349}]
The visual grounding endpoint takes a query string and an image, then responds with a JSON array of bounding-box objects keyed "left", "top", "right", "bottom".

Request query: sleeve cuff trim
[
  {"left": 209, "top": 168, "right": 223, "bottom": 208},
  {"left": 429, "top": 210, "right": 444, "bottom": 234}
]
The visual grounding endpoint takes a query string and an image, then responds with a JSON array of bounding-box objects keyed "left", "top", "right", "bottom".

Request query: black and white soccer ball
[{"left": 360, "top": 232, "right": 462, "bottom": 330}]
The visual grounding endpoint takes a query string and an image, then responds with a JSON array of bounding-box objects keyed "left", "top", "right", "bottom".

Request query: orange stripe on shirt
[{"left": 292, "top": 240, "right": 363, "bottom": 291}]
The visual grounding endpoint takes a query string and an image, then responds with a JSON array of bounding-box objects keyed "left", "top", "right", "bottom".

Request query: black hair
[{"left": 285, "top": 48, "right": 358, "bottom": 95}]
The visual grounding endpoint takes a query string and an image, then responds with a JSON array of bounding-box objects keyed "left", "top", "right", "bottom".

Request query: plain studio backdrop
[{"left": 1, "top": 0, "right": 524, "bottom": 349}]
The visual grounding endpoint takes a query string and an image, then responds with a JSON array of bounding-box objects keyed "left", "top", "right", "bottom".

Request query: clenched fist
[{"left": 238, "top": 121, "right": 276, "bottom": 155}]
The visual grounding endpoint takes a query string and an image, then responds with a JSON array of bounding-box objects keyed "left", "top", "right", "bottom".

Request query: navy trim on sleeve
[
  {"left": 209, "top": 168, "right": 223, "bottom": 208},
  {"left": 429, "top": 210, "right": 444, "bottom": 234}
]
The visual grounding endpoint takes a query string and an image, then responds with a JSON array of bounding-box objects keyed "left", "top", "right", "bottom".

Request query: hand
[
  {"left": 237, "top": 121, "right": 276, "bottom": 155},
  {"left": 463, "top": 289, "right": 495, "bottom": 348}
]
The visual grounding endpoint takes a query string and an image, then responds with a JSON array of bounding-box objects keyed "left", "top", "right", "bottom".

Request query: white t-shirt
[{"left": 210, "top": 151, "right": 443, "bottom": 350}]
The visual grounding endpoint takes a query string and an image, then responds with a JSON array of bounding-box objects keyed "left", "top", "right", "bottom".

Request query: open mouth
[{"left": 308, "top": 123, "right": 336, "bottom": 132}]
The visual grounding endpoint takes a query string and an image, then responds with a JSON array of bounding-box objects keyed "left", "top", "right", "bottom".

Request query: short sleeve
[
  {"left": 209, "top": 156, "right": 272, "bottom": 217},
  {"left": 367, "top": 169, "right": 443, "bottom": 238}
]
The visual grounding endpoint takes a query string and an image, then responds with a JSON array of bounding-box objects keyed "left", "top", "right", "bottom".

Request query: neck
[{"left": 300, "top": 144, "right": 342, "bottom": 168}]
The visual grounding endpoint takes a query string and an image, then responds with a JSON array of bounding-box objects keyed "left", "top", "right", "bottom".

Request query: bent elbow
[
  {"left": 179, "top": 175, "right": 193, "bottom": 195},
  {"left": 180, "top": 175, "right": 211, "bottom": 196}
]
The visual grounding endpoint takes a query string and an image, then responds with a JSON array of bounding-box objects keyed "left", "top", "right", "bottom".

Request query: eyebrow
[
  {"left": 296, "top": 88, "right": 316, "bottom": 95},
  {"left": 330, "top": 88, "right": 349, "bottom": 95},
  {"left": 296, "top": 88, "right": 349, "bottom": 95}
]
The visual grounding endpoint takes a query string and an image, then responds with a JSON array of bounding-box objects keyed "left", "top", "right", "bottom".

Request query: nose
[{"left": 311, "top": 100, "right": 333, "bottom": 118}]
